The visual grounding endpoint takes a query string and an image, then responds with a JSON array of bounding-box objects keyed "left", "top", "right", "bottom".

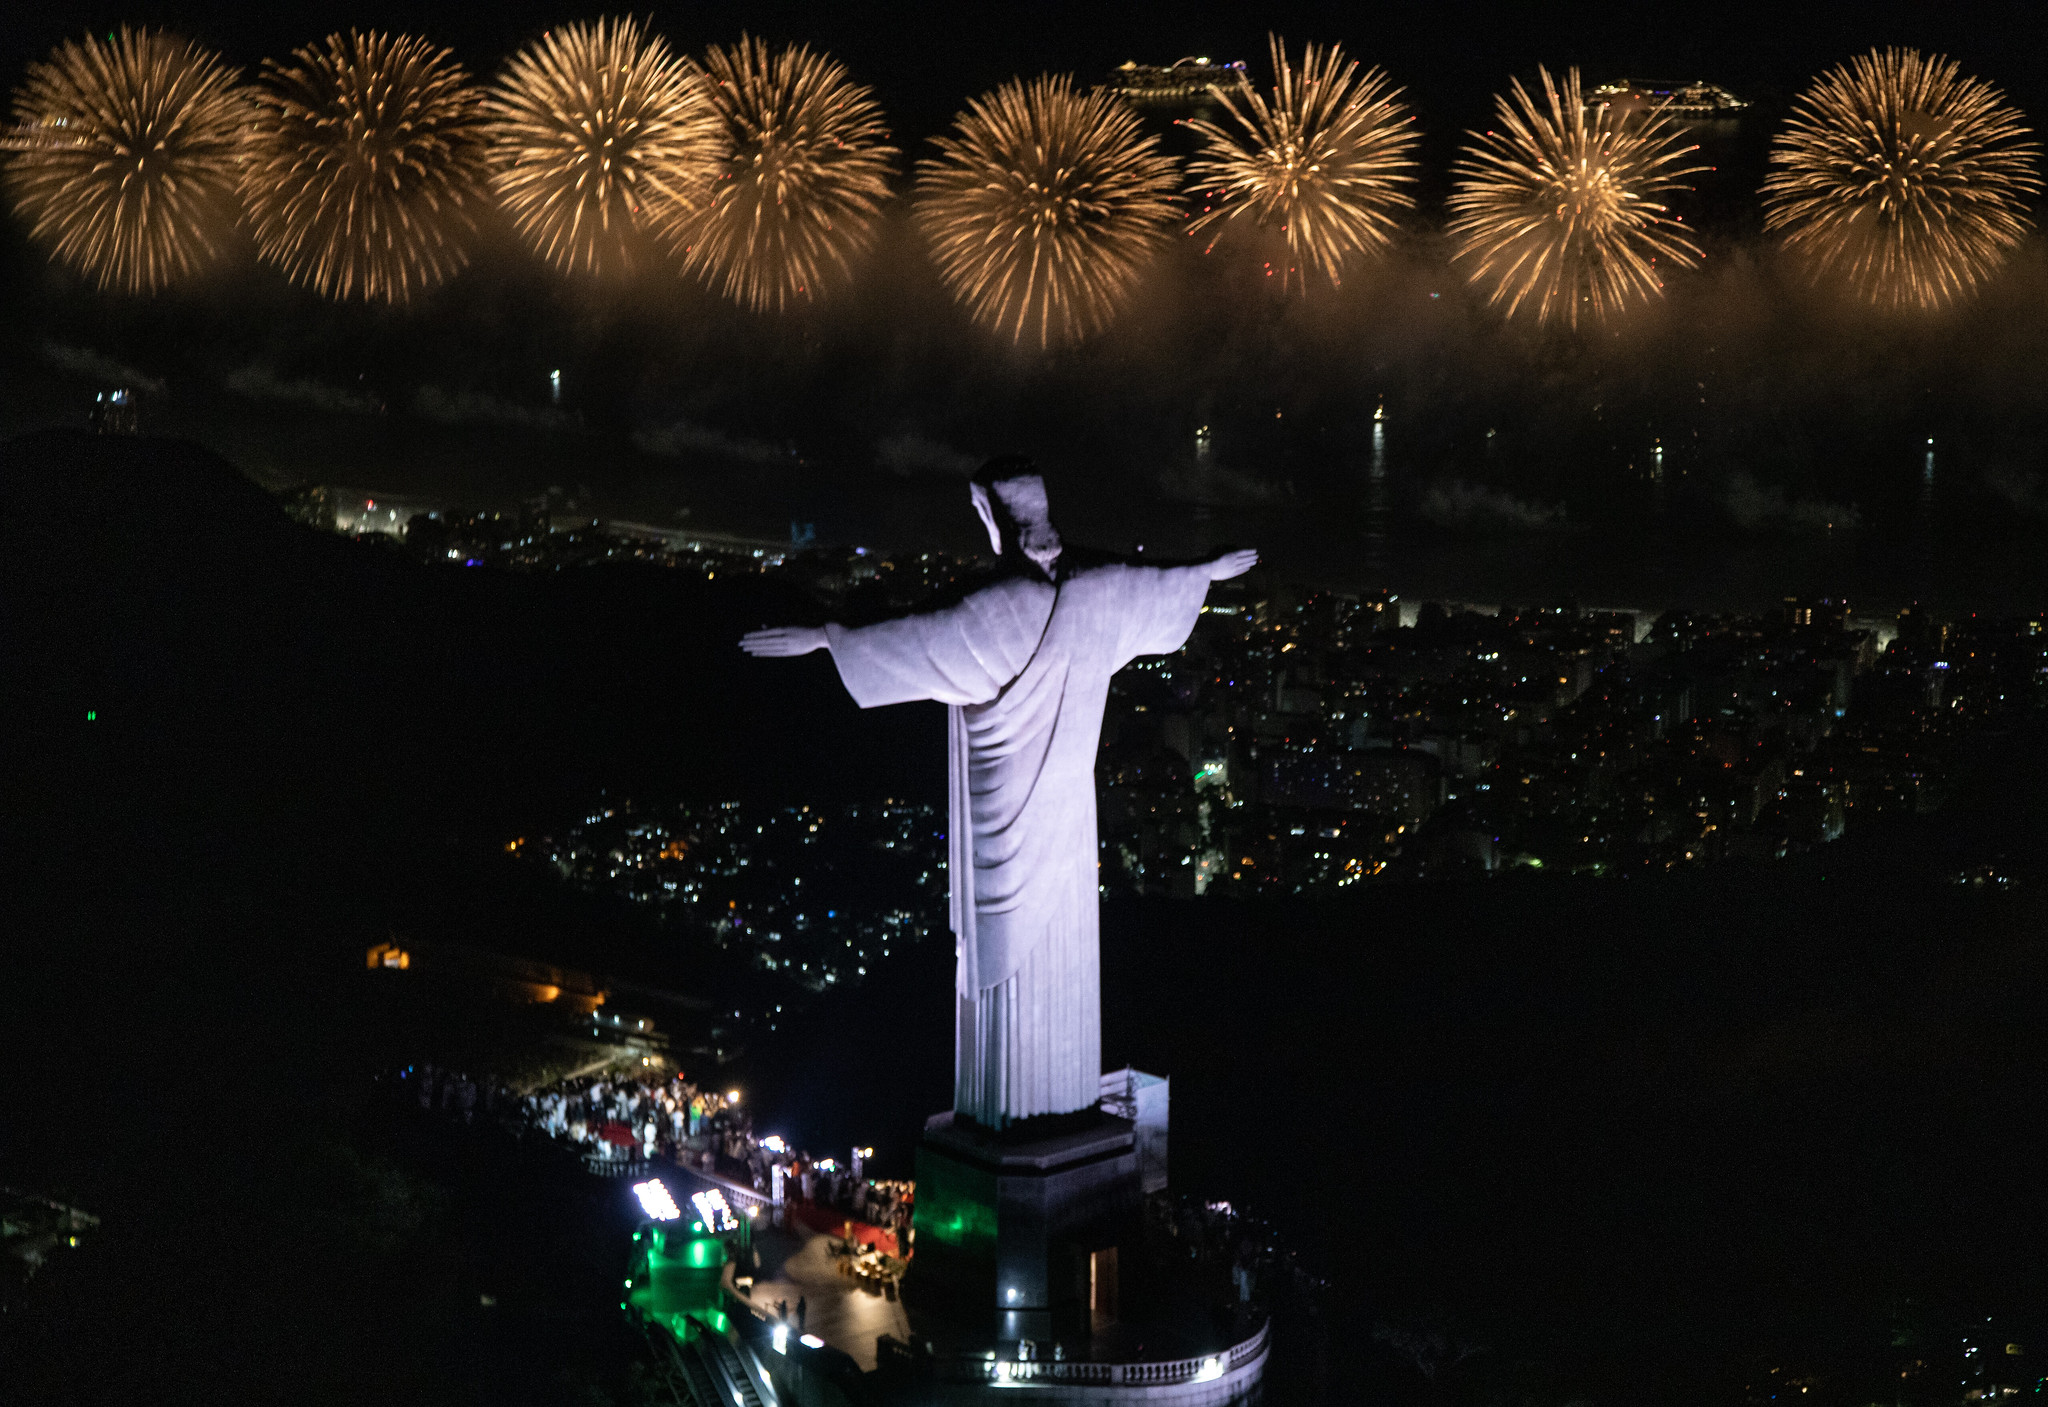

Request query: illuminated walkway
[{"left": 728, "top": 1225, "right": 910, "bottom": 1371}]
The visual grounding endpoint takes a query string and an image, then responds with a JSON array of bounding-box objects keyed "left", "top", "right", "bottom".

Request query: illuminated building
[
  {"left": 1585, "top": 78, "right": 1748, "bottom": 119},
  {"left": 1099, "top": 57, "right": 1247, "bottom": 110},
  {"left": 89, "top": 388, "right": 140, "bottom": 435},
  {"left": 364, "top": 936, "right": 611, "bottom": 1016}
]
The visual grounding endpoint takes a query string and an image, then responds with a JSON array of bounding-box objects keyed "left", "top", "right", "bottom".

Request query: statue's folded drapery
[{"left": 826, "top": 562, "right": 1213, "bottom": 1126}]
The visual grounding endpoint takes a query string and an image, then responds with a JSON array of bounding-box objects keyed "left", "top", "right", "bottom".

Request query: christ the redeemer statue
[{"left": 742, "top": 460, "right": 1255, "bottom": 1130}]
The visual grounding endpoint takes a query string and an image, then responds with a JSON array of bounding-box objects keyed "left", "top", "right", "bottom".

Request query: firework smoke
[
  {"left": 1186, "top": 35, "right": 1419, "bottom": 292},
  {"left": 915, "top": 75, "right": 1180, "bottom": 349},
  {"left": 1762, "top": 48, "right": 2040, "bottom": 312},
  {"left": 485, "top": 17, "right": 724, "bottom": 278},
  {"left": 1447, "top": 67, "right": 1704, "bottom": 330},
  {"left": 672, "top": 37, "right": 895, "bottom": 312},
  {"left": 3, "top": 28, "right": 245, "bottom": 294},
  {"left": 242, "top": 31, "right": 489, "bottom": 303}
]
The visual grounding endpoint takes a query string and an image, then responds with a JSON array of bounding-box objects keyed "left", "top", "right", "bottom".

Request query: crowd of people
[
  {"left": 519, "top": 1072, "right": 743, "bottom": 1168},
  {"left": 396, "top": 1062, "right": 913, "bottom": 1250},
  {"left": 525, "top": 1072, "right": 769, "bottom": 1177},
  {"left": 396, "top": 1062, "right": 505, "bottom": 1122},
  {"left": 394, "top": 1062, "right": 746, "bottom": 1170},
  {"left": 1151, "top": 1194, "right": 1323, "bottom": 1325}
]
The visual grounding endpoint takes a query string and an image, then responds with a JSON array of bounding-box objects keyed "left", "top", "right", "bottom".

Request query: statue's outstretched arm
[
  {"left": 1206, "top": 548, "right": 1259, "bottom": 581},
  {"left": 739, "top": 625, "right": 829, "bottom": 657},
  {"left": 745, "top": 581, "right": 1045, "bottom": 707}
]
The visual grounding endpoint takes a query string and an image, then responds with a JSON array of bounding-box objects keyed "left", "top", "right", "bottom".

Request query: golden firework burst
[
  {"left": 3, "top": 28, "right": 245, "bottom": 294},
  {"left": 1762, "top": 47, "right": 2040, "bottom": 312},
  {"left": 241, "top": 30, "right": 490, "bottom": 303},
  {"left": 673, "top": 36, "right": 896, "bottom": 312},
  {"left": 1447, "top": 66, "right": 1704, "bottom": 330},
  {"left": 1186, "top": 35, "right": 1419, "bottom": 291},
  {"left": 914, "top": 75, "right": 1180, "bottom": 348},
  {"left": 485, "top": 17, "right": 724, "bottom": 277}
]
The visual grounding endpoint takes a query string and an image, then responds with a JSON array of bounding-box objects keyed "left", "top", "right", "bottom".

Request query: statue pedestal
[{"left": 908, "top": 1109, "right": 1144, "bottom": 1343}]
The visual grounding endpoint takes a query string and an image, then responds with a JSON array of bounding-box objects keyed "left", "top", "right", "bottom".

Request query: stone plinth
[{"left": 909, "top": 1110, "right": 1144, "bottom": 1342}]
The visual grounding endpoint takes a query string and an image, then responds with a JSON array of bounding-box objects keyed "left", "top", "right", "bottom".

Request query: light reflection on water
[
  {"left": 1100, "top": 430, "right": 2048, "bottom": 617},
  {"left": 1361, "top": 419, "right": 1389, "bottom": 584}
]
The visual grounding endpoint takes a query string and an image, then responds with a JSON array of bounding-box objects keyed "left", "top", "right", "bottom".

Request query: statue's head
[{"left": 971, "top": 456, "right": 1062, "bottom": 578}]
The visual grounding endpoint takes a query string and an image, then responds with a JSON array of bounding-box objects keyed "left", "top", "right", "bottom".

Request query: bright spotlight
[{"left": 632, "top": 1180, "right": 682, "bottom": 1222}]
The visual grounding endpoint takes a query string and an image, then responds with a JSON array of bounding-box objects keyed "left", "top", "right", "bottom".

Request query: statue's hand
[
  {"left": 740, "top": 625, "right": 829, "bottom": 657},
  {"left": 1206, "top": 548, "right": 1259, "bottom": 581}
]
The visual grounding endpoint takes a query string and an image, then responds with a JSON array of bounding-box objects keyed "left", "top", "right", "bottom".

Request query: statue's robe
[{"left": 825, "top": 561, "right": 1213, "bottom": 1127}]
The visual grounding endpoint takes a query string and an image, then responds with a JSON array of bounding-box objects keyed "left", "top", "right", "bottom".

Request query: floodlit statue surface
[{"left": 742, "top": 462, "right": 1255, "bottom": 1128}]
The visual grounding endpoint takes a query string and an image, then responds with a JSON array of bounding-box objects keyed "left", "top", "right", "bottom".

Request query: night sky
[{"left": 7, "top": 0, "right": 2046, "bottom": 145}]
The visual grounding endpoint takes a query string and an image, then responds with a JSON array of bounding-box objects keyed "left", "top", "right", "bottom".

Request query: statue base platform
[
  {"left": 908, "top": 1109, "right": 1144, "bottom": 1344},
  {"left": 714, "top": 1105, "right": 1268, "bottom": 1406}
]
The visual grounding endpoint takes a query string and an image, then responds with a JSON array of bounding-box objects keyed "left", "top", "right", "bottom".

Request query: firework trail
[
  {"left": 1186, "top": 35, "right": 1419, "bottom": 292},
  {"left": 3, "top": 28, "right": 245, "bottom": 294},
  {"left": 242, "top": 31, "right": 489, "bottom": 303},
  {"left": 672, "top": 37, "right": 896, "bottom": 312},
  {"left": 915, "top": 75, "right": 1179, "bottom": 348},
  {"left": 1447, "top": 67, "right": 1704, "bottom": 330},
  {"left": 485, "top": 17, "right": 724, "bottom": 277},
  {"left": 1762, "top": 48, "right": 2040, "bottom": 312}
]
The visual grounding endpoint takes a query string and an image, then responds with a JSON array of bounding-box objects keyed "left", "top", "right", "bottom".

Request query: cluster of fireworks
[
  {"left": 1186, "top": 37, "right": 1418, "bottom": 293},
  {"left": 4, "top": 30, "right": 245, "bottom": 298},
  {"left": 1446, "top": 67, "right": 1705, "bottom": 331},
  {"left": 1762, "top": 48, "right": 2041, "bottom": 314},
  {"left": 680, "top": 36, "right": 896, "bottom": 314},
  {"left": 241, "top": 31, "right": 490, "bottom": 303},
  {"left": 917, "top": 76, "right": 1179, "bottom": 348},
  {"left": 3, "top": 25, "right": 2040, "bottom": 343}
]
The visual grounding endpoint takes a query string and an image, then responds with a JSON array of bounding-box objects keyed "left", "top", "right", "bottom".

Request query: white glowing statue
[{"left": 742, "top": 462, "right": 1255, "bottom": 1128}]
